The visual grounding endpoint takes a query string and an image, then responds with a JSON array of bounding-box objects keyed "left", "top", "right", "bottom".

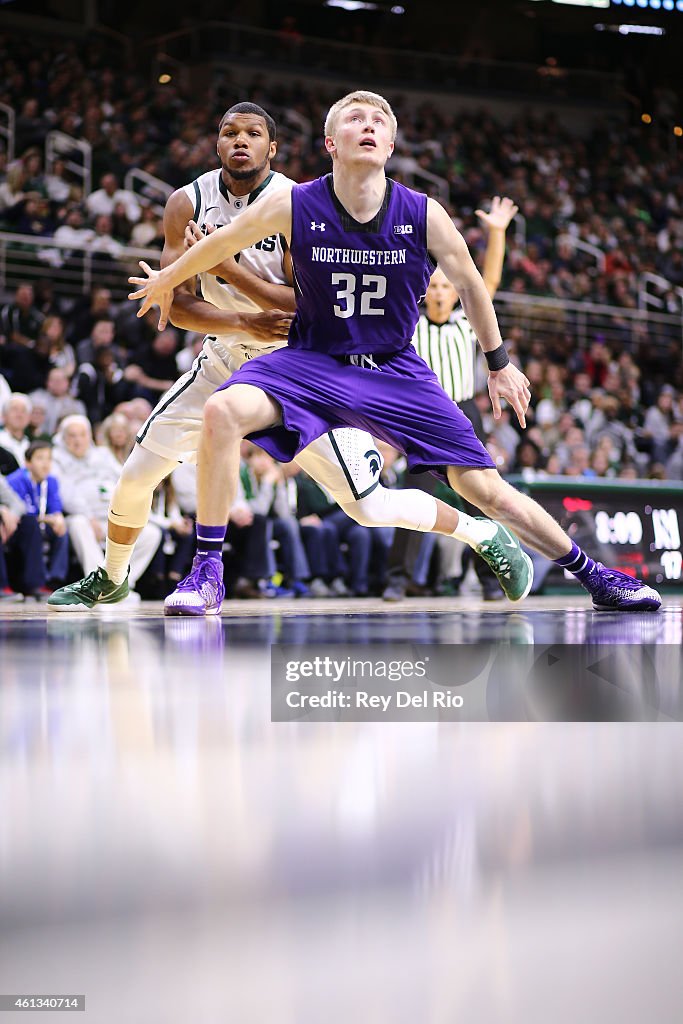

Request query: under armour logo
[
  {"left": 310, "top": 221, "right": 326, "bottom": 231},
  {"left": 364, "top": 448, "right": 382, "bottom": 477}
]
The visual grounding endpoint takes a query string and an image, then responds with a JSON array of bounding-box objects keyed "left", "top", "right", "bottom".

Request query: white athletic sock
[
  {"left": 105, "top": 537, "right": 133, "bottom": 585},
  {"left": 451, "top": 511, "right": 497, "bottom": 548}
]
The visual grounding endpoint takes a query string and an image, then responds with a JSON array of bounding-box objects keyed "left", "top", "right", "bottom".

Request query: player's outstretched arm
[
  {"left": 184, "top": 220, "right": 296, "bottom": 313},
  {"left": 159, "top": 190, "right": 291, "bottom": 339},
  {"left": 129, "top": 189, "right": 292, "bottom": 329},
  {"left": 475, "top": 196, "right": 518, "bottom": 299},
  {"left": 427, "top": 198, "right": 530, "bottom": 427}
]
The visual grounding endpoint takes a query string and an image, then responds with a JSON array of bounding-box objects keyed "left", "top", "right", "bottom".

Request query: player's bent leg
[
  {"left": 300, "top": 427, "right": 530, "bottom": 600},
  {"left": 165, "top": 385, "right": 281, "bottom": 617},
  {"left": 196, "top": 384, "right": 281, "bottom": 526},
  {"left": 342, "top": 485, "right": 438, "bottom": 531},
  {"left": 296, "top": 431, "right": 441, "bottom": 532},
  {"left": 109, "top": 445, "right": 180, "bottom": 534},
  {"left": 48, "top": 446, "right": 179, "bottom": 611},
  {"left": 447, "top": 466, "right": 570, "bottom": 559},
  {"left": 435, "top": 466, "right": 533, "bottom": 602},
  {"left": 447, "top": 465, "right": 661, "bottom": 611},
  {"left": 335, "top": 480, "right": 530, "bottom": 601}
]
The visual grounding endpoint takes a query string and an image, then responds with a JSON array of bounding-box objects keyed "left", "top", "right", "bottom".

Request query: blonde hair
[
  {"left": 324, "top": 91, "right": 397, "bottom": 141},
  {"left": 100, "top": 412, "right": 134, "bottom": 449}
]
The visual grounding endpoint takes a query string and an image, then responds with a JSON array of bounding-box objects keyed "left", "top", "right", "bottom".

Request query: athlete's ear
[
  {"left": 269, "top": 140, "right": 277, "bottom": 160},
  {"left": 324, "top": 135, "right": 336, "bottom": 157}
]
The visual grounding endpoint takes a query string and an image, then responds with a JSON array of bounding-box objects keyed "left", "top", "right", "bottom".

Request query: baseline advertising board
[{"left": 509, "top": 476, "right": 683, "bottom": 590}]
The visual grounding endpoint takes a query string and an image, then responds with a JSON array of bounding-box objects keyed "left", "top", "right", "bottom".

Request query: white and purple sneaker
[
  {"left": 583, "top": 562, "right": 661, "bottom": 612},
  {"left": 163, "top": 556, "right": 225, "bottom": 616}
]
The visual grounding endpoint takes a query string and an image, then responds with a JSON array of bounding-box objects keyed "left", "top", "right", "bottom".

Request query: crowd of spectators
[
  {"left": 2, "top": 30, "right": 683, "bottom": 309},
  {"left": 2, "top": 28, "right": 683, "bottom": 599}
]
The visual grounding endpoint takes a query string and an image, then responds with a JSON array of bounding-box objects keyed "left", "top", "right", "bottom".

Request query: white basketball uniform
[{"left": 136, "top": 168, "right": 382, "bottom": 501}]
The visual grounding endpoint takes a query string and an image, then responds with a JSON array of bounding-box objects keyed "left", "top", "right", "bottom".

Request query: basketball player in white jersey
[{"left": 49, "top": 103, "right": 439, "bottom": 610}]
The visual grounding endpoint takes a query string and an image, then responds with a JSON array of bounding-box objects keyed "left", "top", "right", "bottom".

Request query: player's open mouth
[{"left": 359, "top": 139, "right": 376, "bottom": 147}]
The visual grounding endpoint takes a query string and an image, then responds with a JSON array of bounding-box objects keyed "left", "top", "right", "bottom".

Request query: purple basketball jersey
[{"left": 289, "top": 174, "right": 435, "bottom": 355}]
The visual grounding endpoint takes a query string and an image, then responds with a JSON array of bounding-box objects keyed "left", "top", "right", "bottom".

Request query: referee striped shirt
[{"left": 411, "top": 310, "right": 478, "bottom": 403}]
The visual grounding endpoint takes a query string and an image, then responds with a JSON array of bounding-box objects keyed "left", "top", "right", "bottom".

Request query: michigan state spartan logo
[{"left": 364, "top": 449, "right": 382, "bottom": 476}]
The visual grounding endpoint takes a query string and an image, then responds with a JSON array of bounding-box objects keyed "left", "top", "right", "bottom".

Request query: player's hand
[
  {"left": 240, "top": 308, "right": 293, "bottom": 342},
  {"left": 488, "top": 362, "right": 531, "bottom": 428},
  {"left": 185, "top": 220, "right": 239, "bottom": 279},
  {"left": 475, "top": 196, "right": 518, "bottom": 233},
  {"left": 184, "top": 220, "right": 204, "bottom": 250},
  {"left": 128, "top": 261, "right": 174, "bottom": 330}
]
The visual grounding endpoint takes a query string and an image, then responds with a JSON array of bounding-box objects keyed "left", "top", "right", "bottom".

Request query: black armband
[{"left": 484, "top": 344, "right": 510, "bottom": 372}]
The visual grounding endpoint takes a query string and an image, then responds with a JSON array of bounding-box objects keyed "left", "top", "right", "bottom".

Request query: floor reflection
[{"left": 1, "top": 601, "right": 683, "bottom": 1021}]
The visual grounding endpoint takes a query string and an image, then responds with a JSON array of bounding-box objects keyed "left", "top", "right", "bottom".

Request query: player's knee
[
  {"left": 119, "top": 445, "right": 176, "bottom": 492},
  {"left": 203, "top": 392, "right": 243, "bottom": 440},
  {"left": 343, "top": 503, "right": 375, "bottom": 528},
  {"left": 117, "top": 459, "right": 145, "bottom": 493},
  {"left": 343, "top": 486, "right": 438, "bottom": 532},
  {"left": 450, "top": 468, "right": 502, "bottom": 518},
  {"left": 342, "top": 487, "right": 391, "bottom": 528}
]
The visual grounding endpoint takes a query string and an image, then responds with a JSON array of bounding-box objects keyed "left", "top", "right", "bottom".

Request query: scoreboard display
[
  {"left": 510, "top": 477, "right": 683, "bottom": 590},
  {"left": 532, "top": 1, "right": 683, "bottom": 8}
]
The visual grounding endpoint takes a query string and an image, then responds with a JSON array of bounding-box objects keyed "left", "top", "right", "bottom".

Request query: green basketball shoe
[
  {"left": 47, "top": 567, "right": 129, "bottom": 611},
  {"left": 474, "top": 520, "right": 533, "bottom": 602}
]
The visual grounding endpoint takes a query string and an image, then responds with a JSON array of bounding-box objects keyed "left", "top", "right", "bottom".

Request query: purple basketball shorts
[{"left": 217, "top": 343, "right": 495, "bottom": 479}]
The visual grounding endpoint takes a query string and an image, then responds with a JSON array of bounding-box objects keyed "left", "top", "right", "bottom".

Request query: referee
[{"left": 383, "top": 196, "right": 519, "bottom": 601}]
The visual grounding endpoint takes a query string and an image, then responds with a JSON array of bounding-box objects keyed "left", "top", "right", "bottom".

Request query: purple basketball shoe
[
  {"left": 164, "top": 556, "right": 225, "bottom": 616},
  {"left": 582, "top": 562, "right": 661, "bottom": 612}
]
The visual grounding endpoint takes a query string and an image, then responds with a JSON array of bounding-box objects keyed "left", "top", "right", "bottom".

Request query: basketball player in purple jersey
[
  {"left": 130, "top": 90, "right": 661, "bottom": 615},
  {"left": 49, "top": 103, "right": 455, "bottom": 612}
]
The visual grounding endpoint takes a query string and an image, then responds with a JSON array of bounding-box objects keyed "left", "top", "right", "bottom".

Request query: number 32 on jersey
[{"left": 332, "top": 273, "right": 387, "bottom": 318}]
